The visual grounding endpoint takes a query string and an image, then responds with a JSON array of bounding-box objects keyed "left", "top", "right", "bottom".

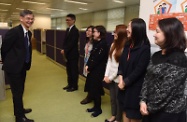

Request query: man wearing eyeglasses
[
  {"left": 1, "top": 9, "right": 34, "bottom": 122},
  {"left": 61, "top": 14, "right": 79, "bottom": 92}
]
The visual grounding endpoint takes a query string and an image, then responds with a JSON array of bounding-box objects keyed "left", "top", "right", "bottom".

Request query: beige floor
[{"left": 0, "top": 50, "right": 111, "bottom": 122}]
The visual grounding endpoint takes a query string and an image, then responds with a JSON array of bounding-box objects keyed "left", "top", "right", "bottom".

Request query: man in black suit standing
[
  {"left": 61, "top": 14, "right": 79, "bottom": 92},
  {"left": 1, "top": 10, "right": 34, "bottom": 122}
]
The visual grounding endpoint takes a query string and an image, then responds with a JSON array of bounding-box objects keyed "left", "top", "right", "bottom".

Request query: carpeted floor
[{"left": 0, "top": 50, "right": 111, "bottom": 122}]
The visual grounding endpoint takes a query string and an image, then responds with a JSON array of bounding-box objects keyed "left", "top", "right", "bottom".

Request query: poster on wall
[
  {"left": 150, "top": 0, "right": 187, "bottom": 31},
  {"left": 153, "top": 0, "right": 174, "bottom": 14},
  {"left": 181, "top": 0, "right": 187, "bottom": 13}
]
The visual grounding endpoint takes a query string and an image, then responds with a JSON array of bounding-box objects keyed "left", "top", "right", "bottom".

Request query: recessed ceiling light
[
  {"left": 46, "top": 8, "right": 64, "bottom": 11},
  {"left": 64, "top": 0, "right": 88, "bottom": 5},
  {"left": 0, "top": 9, "right": 8, "bottom": 11},
  {"left": 0, "top": 3, "right": 11, "bottom": 5},
  {"left": 113, "top": 0, "right": 124, "bottom": 4},
  {"left": 16, "top": 8, "right": 24, "bottom": 10},
  {"left": 79, "top": 8, "right": 88, "bottom": 11},
  {"left": 22, "top": 1, "right": 46, "bottom": 5},
  {"left": 16, "top": 8, "right": 34, "bottom": 11}
]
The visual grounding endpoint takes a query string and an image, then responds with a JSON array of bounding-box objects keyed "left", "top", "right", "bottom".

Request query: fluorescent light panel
[
  {"left": 46, "top": 8, "right": 64, "bottom": 11},
  {"left": 64, "top": 0, "right": 88, "bottom": 5},
  {"left": 0, "top": 9, "right": 8, "bottom": 11},
  {"left": 22, "top": 1, "right": 46, "bottom": 5},
  {"left": 79, "top": 8, "right": 88, "bottom": 10},
  {"left": 0, "top": 3, "right": 11, "bottom": 5},
  {"left": 16, "top": 8, "right": 24, "bottom": 10},
  {"left": 16, "top": 8, "right": 34, "bottom": 11},
  {"left": 113, "top": 0, "right": 124, "bottom": 4}
]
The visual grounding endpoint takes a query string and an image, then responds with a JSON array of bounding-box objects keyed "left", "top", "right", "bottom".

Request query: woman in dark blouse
[
  {"left": 84, "top": 25, "right": 109, "bottom": 117},
  {"left": 118, "top": 18, "right": 151, "bottom": 122},
  {"left": 140, "top": 18, "right": 187, "bottom": 122}
]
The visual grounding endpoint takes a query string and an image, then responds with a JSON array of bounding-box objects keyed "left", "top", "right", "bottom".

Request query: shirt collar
[
  {"left": 69, "top": 24, "right": 74, "bottom": 30},
  {"left": 21, "top": 24, "right": 28, "bottom": 35}
]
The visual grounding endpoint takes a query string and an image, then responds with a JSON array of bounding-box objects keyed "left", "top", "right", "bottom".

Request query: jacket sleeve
[
  {"left": 1, "top": 29, "right": 17, "bottom": 62},
  {"left": 140, "top": 74, "right": 149, "bottom": 103},
  {"left": 108, "top": 61, "right": 119, "bottom": 81},
  {"left": 124, "top": 46, "right": 150, "bottom": 87}
]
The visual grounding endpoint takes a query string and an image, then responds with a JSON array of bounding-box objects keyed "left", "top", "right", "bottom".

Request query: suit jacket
[
  {"left": 1, "top": 24, "right": 32, "bottom": 73},
  {"left": 62, "top": 25, "right": 79, "bottom": 60}
]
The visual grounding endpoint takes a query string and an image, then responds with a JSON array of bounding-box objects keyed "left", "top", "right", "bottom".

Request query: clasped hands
[{"left": 118, "top": 75, "right": 125, "bottom": 90}]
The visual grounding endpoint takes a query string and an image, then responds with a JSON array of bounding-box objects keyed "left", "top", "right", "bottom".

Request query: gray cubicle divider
[{"left": 0, "top": 35, "right": 6, "bottom": 100}]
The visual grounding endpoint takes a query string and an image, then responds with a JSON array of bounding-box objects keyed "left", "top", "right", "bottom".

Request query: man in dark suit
[
  {"left": 61, "top": 14, "right": 79, "bottom": 92},
  {"left": 1, "top": 10, "right": 34, "bottom": 122}
]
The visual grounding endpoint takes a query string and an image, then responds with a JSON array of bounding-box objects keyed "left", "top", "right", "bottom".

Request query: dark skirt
[{"left": 84, "top": 70, "right": 104, "bottom": 96}]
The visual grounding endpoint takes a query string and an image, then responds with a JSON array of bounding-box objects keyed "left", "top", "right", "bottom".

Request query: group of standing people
[
  {"left": 77, "top": 17, "right": 187, "bottom": 122},
  {"left": 1, "top": 9, "right": 186, "bottom": 122}
]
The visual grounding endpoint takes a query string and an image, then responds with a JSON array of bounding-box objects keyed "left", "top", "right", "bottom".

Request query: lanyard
[
  {"left": 85, "top": 42, "right": 90, "bottom": 56},
  {"left": 127, "top": 44, "right": 133, "bottom": 61}
]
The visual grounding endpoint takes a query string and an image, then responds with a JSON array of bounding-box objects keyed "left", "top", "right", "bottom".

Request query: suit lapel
[{"left": 17, "top": 25, "right": 25, "bottom": 43}]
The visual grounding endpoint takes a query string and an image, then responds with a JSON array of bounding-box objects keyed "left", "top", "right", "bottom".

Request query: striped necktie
[{"left": 24, "top": 32, "right": 30, "bottom": 63}]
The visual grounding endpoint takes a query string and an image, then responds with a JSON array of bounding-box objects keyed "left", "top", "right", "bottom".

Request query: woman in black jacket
[
  {"left": 85, "top": 25, "right": 109, "bottom": 117},
  {"left": 118, "top": 18, "right": 151, "bottom": 122}
]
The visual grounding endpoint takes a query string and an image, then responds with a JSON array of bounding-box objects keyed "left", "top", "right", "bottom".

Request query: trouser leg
[{"left": 6, "top": 70, "right": 26, "bottom": 117}]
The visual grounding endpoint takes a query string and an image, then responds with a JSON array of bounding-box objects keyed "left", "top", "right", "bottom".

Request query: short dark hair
[
  {"left": 130, "top": 18, "right": 150, "bottom": 47},
  {"left": 66, "top": 14, "right": 76, "bottom": 20},
  {"left": 20, "top": 9, "right": 33, "bottom": 17},
  {"left": 158, "top": 17, "right": 187, "bottom": 53},
  {"left": 94, "top": 25, "right": 106, "bottom": 39}
]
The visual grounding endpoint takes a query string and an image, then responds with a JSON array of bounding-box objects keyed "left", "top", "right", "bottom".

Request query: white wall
[
  {"left": 139, "top": 0, "right": 155, "bottom": 44},
  {"left": 31, "top": 14, "right": 51, "bottom": 30}
]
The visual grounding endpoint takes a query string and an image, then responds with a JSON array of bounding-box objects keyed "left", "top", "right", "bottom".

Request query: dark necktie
[
  {"left": 67, "top": 28, "right": 70, "bottom": 35},
  {"left": 24, "top": 32, "right": 30, "bottom": 63}
]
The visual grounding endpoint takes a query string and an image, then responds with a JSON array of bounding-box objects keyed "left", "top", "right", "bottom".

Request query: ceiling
[{"left": 0, "top": 0, "right": 140, "bottom": 22}]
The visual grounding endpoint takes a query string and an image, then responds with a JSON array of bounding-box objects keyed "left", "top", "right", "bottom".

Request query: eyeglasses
[
  {"left": 86, "top": 30, "right": 92, "bottom": 32},
  {"left": 24, "top": 17, "right": 34, "bottom": 21},
  {"left": 66, "top": 19, "right": 73, "bottom": 21}
]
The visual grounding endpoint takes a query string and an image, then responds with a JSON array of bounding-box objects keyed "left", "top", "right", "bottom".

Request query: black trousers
[
  {"left": 89, "top": 91, "right": 102, "bottom": 111},
  {"left": 5, "top": 69, "right": 26, "bottom": 117},
  {"left": 66, "top": 58, "right": 79, "bottom": 88},
  {"left": 109, "top": 82, "right": 122, "bottom": 121},
  {"left": 93, "top": 95, "right": 101, "bottom": 111},
  {"left": 142, "top": 111, "right": 186, "bottom": 122}
]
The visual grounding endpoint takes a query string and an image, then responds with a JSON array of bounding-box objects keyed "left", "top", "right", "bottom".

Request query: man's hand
[
  {"left": 61, "top": 50, "right": 64, "bottom": 55},
  {"left": 85, "top": 66, "right": 89, "bottom": 73}
]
